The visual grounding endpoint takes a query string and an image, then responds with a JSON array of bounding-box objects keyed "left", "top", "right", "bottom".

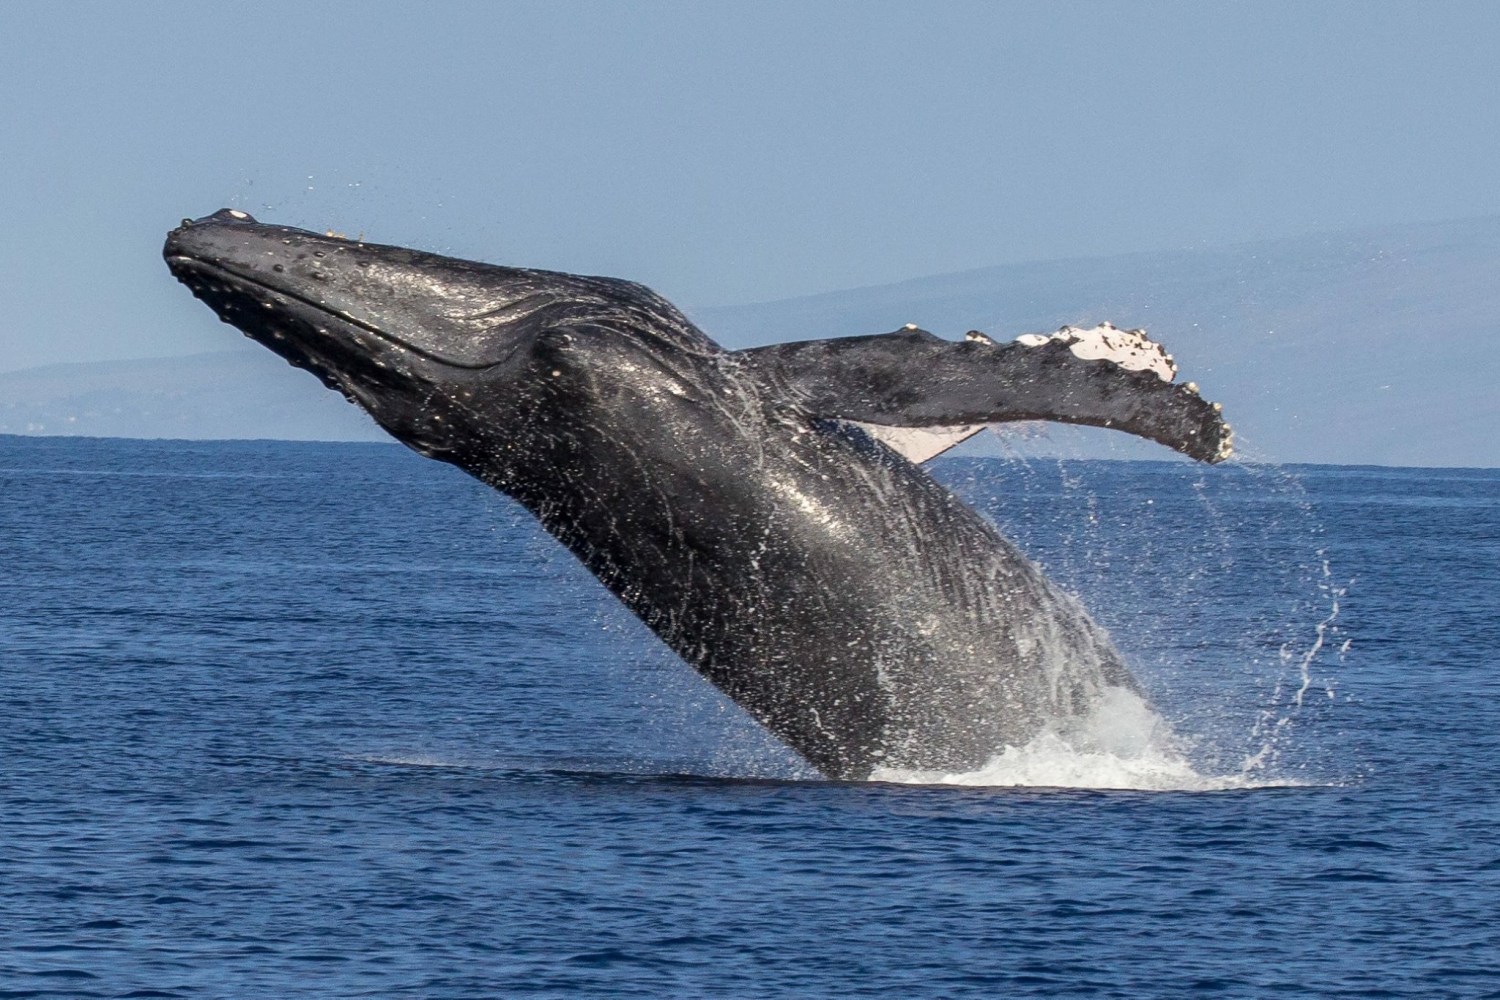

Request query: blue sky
[{"left": 2, "top": 0, "right": 1498, "bottom": 371}]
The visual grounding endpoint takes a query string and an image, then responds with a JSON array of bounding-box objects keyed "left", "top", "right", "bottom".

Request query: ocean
[{"left": 1, "top": 435, "right": 1496, "bottom": 998}]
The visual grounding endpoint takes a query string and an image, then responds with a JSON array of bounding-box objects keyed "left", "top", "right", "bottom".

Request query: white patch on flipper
[
  {"left": 853, "top": 422, "right": 986, "bottom": 464},
  {"left": 1014, "top": 322, "right": 1178, "bottom": 382}
]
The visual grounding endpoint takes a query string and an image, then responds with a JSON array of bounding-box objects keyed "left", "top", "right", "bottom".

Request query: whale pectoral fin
[{"left": 736, "top": 324, "right": 1234, "bottom": 463}]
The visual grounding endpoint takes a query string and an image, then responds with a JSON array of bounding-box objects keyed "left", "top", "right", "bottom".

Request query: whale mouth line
[{"left": 165, "top": 254, "right": 512, "bottom": 372}]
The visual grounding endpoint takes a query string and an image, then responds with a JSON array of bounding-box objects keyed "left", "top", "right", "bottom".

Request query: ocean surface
[{"left": 2, "top": 435, "right": 1496, "bottom": 998}]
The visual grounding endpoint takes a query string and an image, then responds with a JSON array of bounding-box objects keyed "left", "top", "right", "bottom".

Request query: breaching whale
[{"left": 164, "top": 209, "right": 1232, "bottom": 780}]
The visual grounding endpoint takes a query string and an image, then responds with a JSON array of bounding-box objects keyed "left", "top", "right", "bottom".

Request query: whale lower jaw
[{"left": 165, "top": 255, "right": 460, "bottom": 371}]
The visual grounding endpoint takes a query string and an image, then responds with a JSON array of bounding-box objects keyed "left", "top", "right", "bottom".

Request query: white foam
[{"left": 869, "top": 686, "right": 1297, "bottom": 792}]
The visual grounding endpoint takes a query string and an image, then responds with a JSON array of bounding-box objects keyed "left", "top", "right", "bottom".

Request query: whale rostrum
[{"left": 164, "top": 210, "right": 1232, "bottom": 780}]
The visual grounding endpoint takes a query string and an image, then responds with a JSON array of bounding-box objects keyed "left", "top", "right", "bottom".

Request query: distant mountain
[
  {"left": 0, "top": 349, "right": 385, "bottom": 442},
  {"left": 693, "top": 215, "right": 1500, "bottom": 467},
  {"left": 4, "top": 216, "right": 1496, "bottom": 466}
]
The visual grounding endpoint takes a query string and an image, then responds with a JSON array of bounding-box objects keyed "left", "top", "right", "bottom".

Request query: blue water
[{"left": 2, "top": 435, "right": 1497, "bottom": 997}]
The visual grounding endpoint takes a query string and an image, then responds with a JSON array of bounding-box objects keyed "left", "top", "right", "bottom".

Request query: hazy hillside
[
  {"left": 0, "top": 350, "right": 384, "bottom": 442},
  {"left": 694, "top": 215, "right": 1500, "bottom": 467},
  {"left": 4, "top": 215, "right": 1496, "bottom": 466}
]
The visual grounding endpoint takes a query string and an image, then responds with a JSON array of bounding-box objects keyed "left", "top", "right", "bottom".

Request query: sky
[{"left": 2, "top": 0, "right": 1498, "bottom": 372}]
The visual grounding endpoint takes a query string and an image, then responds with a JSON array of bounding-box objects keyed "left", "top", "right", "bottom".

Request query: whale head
[{"left": 163, "top": 209, "right": 572, "bottom": 458}]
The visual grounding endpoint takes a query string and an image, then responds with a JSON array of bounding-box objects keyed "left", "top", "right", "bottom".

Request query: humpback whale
[{"left": 164, "top": 210, "right": 1232, "bottom": 780}]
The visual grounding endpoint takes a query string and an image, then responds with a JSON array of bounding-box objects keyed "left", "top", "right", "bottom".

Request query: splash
[
  {"left": 928, "top": 444, "right": 1352, "bottom": 788},
  {"left": 870, "top": 686, "right": 1301, "bottom": 791}
]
